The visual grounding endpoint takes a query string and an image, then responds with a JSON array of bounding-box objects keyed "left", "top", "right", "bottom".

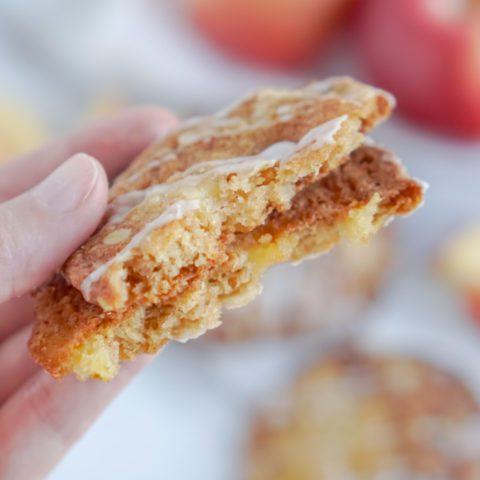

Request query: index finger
[{"left": 0, "top": 107, "right": 178, "bottom": 202}]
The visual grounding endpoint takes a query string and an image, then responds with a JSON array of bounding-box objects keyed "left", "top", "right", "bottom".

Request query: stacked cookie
[{"left": 30, "top": 77, "right": 424, "bottom": 380}]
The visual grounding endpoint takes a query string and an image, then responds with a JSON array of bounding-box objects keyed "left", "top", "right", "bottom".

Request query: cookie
[
  {"left": 211, "top": 230, "right": 391, "bottom": 341},
  {"left": 64, "top": 77, "right": 394, "bottom": 312},
  {"left": 29, "top": 78, "right": 423, "bottom": 380},
  {"left": 31, "top": 143, "right": 422, "bottom": 380},
  {"left": 248, "top": 351, "right": 480, "bottom": 479}
]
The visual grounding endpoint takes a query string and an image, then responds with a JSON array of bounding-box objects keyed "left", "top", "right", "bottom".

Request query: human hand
[{"left": 0, "top": 108, "right": 177, "bottom": 480}]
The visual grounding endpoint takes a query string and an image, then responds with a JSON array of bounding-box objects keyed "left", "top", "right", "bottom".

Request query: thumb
[{"left": 0, "top": 154, "right": 108, "bottom": 303}]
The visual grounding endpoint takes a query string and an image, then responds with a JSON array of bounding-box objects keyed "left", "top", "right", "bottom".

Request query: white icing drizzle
[
  {"left": 180, "top": 114, "right": 205, "bottom": 128},
  {"left": 108, "top": 115, "right": 346, "bottom": 225},
  {"left": 277, "top": 104, "right": 293, "bottom": 122},
  {"left": 106, "top": 182, "right": 178, "bottom": 226},
  {"left": 125, "top": 160, "right": 161, "bottom": 184},
  {"left": 165, "top": 83, "right": 355, "bottom": 154},
  {"left": 179, "top": 79, "right": 384, "bottom": 156},
  {"left": 127, "top": 110, "right": 347, "bottom": 188},
  {"left": 181, "top": 153, "right": 277, "bottom": 177},
  {"left": 81, "top": 200, "right": 201, "bottom": 302},
  {"left": 296, "top": 115, "right": 347, "bottom": 150},
  {"left": 107, "top": 150, "right": 286, "bottom": 227},
  {"left": 306, "top": 77, "right": 396, "bottom": 108},
  {"left": 306, "top": 77, "right": 340, "bottom": 94},
  {"left": 175, "top": 116, "right": 243, "bottom": 149},
  {"left": 107, "top": 190, "right": 151, "bottom": 225},
  {"left": 177, "top": 130, "right": 206, "bottom": 146},
  {"left": 84, "top": 114, "right": 347, "bottom": 300},
  {"left": 260, "top": 141, "right": 296, "bottom": 158},
  {"left": 124, "top": 152, "right": 178, "bottom": 187},
  {"left": 214, "top": 91, "right": 254, "bottom": 118}
]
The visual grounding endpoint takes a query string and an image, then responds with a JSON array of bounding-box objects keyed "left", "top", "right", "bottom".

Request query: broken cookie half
[{"left": 29, "top": 77, "right": 424, "bottom": 380}]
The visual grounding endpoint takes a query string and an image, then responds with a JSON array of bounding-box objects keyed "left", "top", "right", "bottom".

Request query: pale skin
[{"left": 0, "top": 108, "right": 178, "bottom": 480}]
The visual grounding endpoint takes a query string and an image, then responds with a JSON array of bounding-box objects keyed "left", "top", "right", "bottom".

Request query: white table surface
[{"left": 1, "top": 2, "right": 480, "bottom": 479}]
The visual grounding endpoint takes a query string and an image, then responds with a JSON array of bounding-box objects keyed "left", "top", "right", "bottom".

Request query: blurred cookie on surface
[
  {"left": 438, "top": 222, "right": 480, "bottom": 323},
  {"left": 248, "top": 351, "right": 480, "bottom": 479},
  {"left": 213, "top": 231, "right": 392, "bottom": 341}
]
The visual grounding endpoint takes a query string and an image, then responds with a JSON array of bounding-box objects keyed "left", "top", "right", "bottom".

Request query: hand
[{"left": 0, "top": 108, "right": 177, "bottom": 480}]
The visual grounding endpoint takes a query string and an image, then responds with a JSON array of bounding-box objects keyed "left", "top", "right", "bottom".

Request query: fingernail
[{"left": 33, "top": 154, "right": 101, "bottom": 213}]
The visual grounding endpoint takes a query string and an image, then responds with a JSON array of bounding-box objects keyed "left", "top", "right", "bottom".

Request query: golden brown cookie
[
  {"left": 31, "top": 143, "right": 422, "bottom": 380},
  {"left": 64, "top": 77, "right": 394, "bottom": 312},
  {"left": 248, "top": 351, "right": 480, "bottom": 480},
  {"left": 29, "top": 78, "right": 423, "bottom": 380}
]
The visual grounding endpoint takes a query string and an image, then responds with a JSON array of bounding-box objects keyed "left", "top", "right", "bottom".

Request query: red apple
[
  {"left": 356, "top": 0, "right": 480, "bottom": 137},
  {"left": 190, "top": 0, "right": 353, "bottom": 67},
  {"left": 467, "top": 291, "right": 480, "bottom": 323}
]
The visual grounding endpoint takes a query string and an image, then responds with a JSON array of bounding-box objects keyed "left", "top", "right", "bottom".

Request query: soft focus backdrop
[{"left": 1, "top": 1, "right": 480, "bottom": 478}]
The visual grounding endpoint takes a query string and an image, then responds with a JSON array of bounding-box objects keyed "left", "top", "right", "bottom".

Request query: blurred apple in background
[
  {"left": 190, "top": 0, "right": 354, "bottom": 68},
  {"left": 0, "top": 100, "right": 48, "bottom": 163},
  {"left": 467, "top": 291, "right": 480, "bottom": 324},
  {"left": 438, "top": 223, "right": 480, "bottom": 324},
  {"left": 357, "top": 0, "right": 480, "bottom": 138}
]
